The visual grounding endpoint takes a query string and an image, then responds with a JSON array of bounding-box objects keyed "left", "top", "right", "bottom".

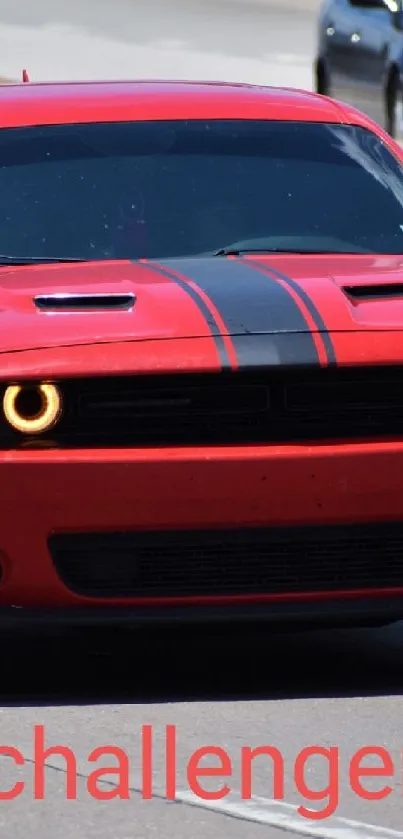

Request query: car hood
[{"left": 1, "top": 253, "right": 403, "bottom": 354}]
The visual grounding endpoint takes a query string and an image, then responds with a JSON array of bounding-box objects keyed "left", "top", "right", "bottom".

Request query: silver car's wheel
[
  {"left": 315, "top": 57, "right": 330, "bottom": 96},
  {"left": 387, "top": 73, "right": 403, "bottom": 138}
]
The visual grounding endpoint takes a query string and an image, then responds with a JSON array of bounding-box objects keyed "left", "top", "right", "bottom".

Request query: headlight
[{"left": 3, "top": 383, "right": 62, "bottom": 434}]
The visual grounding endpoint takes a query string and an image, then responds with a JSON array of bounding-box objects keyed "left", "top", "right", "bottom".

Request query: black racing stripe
[
  {"left": 221, "top": 332, "right": 326, "bottom": 368},
  {"left": 245, "top": 258, "right": 337, "bottom": 366},
  {"left": 157, "top": 257, "right": 320, "bottom": 369},
  {"left": 136, "top": 260, "right": 232, "bottom": 369}
]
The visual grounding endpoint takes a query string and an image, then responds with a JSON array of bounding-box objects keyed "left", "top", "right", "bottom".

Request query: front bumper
[
  {"left": 2, "top": 440, "right": 403, "bottom": 623},
  {"left": 0, "top": 442, "right": 403, "bottom": 621}
]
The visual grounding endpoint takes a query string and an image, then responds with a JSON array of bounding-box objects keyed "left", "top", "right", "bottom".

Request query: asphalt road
[
  {"left": 0, "top": 0, "right": 316, "bottom": 89},
  {"left": 1, "top": 0, "right": 403, "bottom": 837}
]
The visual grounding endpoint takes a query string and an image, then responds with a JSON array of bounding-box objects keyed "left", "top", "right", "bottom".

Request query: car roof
[{"left": 0, "top": 78, "right": 381, "bottom": 130}]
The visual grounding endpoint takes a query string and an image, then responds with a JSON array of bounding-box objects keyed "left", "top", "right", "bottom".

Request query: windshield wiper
[
  {"left": 213, "top": 247, "right": 320, "bottom": 256},
  {"left": 212, "top": 235, "right": 370, "bottom": 256},
  {"left": 0, "top": 254, "right": 88, "bottom": 265}
]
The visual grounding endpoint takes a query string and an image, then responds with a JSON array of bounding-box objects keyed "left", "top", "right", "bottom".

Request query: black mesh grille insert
[
  {"left": 49, "top": 521, "right": 403, "bottom": 599},
  {"left": 4, "top": 366, "right": 403, "bottom": 448}
]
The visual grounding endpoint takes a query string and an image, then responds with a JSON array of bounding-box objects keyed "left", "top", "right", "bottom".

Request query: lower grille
[{"left": 49, "top": 521, "right": 403, "bottom": 599}]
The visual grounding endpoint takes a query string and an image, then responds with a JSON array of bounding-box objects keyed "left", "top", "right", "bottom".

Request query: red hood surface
[{"left": 1, "top": 254, "right": 403, "bottom": 355}]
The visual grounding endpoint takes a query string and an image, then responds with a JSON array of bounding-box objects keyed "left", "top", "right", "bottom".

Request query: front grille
[
  {"left": 3, "top": 366, "right": 403, "bottom": 447},
  {"left": 49, "top": 521, "right": 403, "bottom": 599}
]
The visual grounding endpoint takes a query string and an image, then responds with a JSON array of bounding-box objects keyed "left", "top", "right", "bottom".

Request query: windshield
[{"left": 2, "top": 118, "right": 403, "bottom": 260}]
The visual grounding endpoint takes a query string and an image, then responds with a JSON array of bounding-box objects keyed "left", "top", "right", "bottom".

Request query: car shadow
[{"left": 0, "top": 619, "right": 402, "bottom": 707}]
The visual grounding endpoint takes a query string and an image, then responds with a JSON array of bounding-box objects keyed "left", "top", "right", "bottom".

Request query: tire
[
  {"left": 315, "top": 57, "right": 330, "bottom": 96},
  {"left": 386, "top": 71, "right": 403, "bottom": 138}
]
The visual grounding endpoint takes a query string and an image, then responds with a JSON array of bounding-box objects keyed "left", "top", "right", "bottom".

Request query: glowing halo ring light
[{"left": 3, "top": 383, "right": 62, "bottom": 434}]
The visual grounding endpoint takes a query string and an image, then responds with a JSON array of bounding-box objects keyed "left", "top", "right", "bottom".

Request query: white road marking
[
  {"left": 173, "top": 789, "right": 403, "bottom": 838},
  {"left": 12, "top": 755, "right": 403, "bottom": 839}
]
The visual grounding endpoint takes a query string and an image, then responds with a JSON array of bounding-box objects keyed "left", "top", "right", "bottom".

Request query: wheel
[
  {"left": 386, "top": 71, "right": 403, "bottom": 138},
  {"left": 315, "top": 57, "right": 330, "bottom": 96}
]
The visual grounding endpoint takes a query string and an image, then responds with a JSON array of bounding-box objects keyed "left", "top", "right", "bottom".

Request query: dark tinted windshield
[{"left": 2, "top": 118, "right": 403, "bottom": 259}]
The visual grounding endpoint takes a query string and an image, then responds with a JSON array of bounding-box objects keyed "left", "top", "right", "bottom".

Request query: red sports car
[{"left": 1, "top": 76, "right": 403, "bottom": 632}]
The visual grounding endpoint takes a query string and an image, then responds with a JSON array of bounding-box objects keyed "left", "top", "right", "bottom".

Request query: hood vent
[
  {"left": 34, "top": 292, "right": 136, "bottom": 311},
  {"left": 343, "top": 284, "right": 403, "bottom": 300}
]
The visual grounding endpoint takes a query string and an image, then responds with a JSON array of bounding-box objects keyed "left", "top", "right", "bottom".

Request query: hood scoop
[
  {"left": 343, "top": 284, "right": 403, "bottom": 300},
  {"left": 34, "top": 292, "right": 136, "bottom": 311}
]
